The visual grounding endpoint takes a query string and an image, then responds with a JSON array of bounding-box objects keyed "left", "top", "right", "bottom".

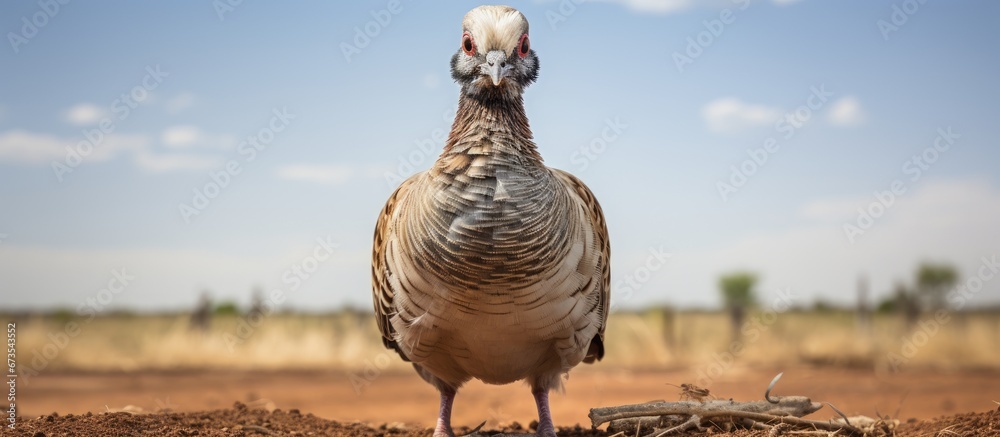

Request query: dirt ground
[
  {"left": 7, "top": 366, "right": 1000, "bottom": 436},
  {"left": 5, "top": 403, "right": 999, "bottom": 436}
]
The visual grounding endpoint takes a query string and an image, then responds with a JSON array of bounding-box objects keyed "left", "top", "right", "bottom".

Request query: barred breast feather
[{"left": 371, "top": 98, "right": 609, "bottom": 391}]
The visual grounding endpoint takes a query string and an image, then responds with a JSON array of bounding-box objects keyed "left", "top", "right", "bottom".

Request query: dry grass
[{"left": 8, "top": 309, "right": 1000, "bottom": 373}]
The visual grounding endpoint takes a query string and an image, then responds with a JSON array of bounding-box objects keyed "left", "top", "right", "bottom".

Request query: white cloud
[
  {"left": 0, "top": 130, "right": 69, "bottom": 163},
  {"left": 0, "top": 130, "right": 146, "bottom": 164},
  {"left": 161, "top": 126, "right": 202, "bottom": 148},
  {"left": 276, "top": 164, "right": 355, "bottom": 185},
  {"left": 827, "top": 96, "right": 866, "bottom": 127},
  {"left": 134, "top": 150, "right": 221, "bottom": 173},
  {"left": 65, "top": 103, "right": 108, "bottom": 126},
  {"left": 0, "top": 129, "right": 217, "bottom": 173},
  {"left": 702, "top": 97, "right": 781, "bottom": 133},
  {"left": 88, "top": 134, "right": 149, "bottom": 161},
  {"left": 165, "top": 92, "right": 197, "bottom": 114},
  {"left": 597, "top": 0, "right": 692, "bottom": 14},
  {"left": 276, "top": 163, "right": 391, "bottom": 185},
  {"left": 161, "top": 125, "right": 237, "bottom": 150},
  {"left": 797, "top": 196, "right": 870, "bottom": 222},
  {"left": 799, "top": 178, "right": 1000, "bottom": 231},
  {"left": 639, "top": 178, "right": 1000, "bottom": 309}
]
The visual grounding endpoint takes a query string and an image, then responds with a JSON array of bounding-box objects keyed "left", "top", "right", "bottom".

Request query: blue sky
[{"left": 1, "top": 0, "right": 999, "bottom": 312}]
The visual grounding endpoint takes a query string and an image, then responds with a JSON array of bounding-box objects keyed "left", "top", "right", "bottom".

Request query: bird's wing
[
  {"left": 551, "top": 169, "right": 610, "bottom": 363},
  {"left": 371, "top": 173, "right": 422, "bottom": 361}
]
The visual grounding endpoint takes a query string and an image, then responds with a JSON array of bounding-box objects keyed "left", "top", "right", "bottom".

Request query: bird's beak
[
  {"left": 482, "top": 50, "right": 511, "bottom": 86},
  {"left": 488, "top": 62, "right": 505, "bottom": 86}
]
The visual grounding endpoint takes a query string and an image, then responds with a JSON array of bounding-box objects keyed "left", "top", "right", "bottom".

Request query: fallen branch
[
  {"left": 596, "top": 404, "right": 866, "bottom": 436},
  {"left": 589, "top": 373, "right": 869, "bottom": 436},
  {"left": 591, "top": 396, "right": 823, "bottom": 426}
]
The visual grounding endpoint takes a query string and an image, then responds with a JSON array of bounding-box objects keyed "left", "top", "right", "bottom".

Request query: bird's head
[{"left": 450, "top": 5, "right": 539, "bottom": 94}]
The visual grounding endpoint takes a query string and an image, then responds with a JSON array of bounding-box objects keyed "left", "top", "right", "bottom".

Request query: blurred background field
[
  {"left": 9, "top": 308, "right": 1000, "bottom": 373},
  {"left": 11, "top": 307, "right": 1000, "bottom": 425}
]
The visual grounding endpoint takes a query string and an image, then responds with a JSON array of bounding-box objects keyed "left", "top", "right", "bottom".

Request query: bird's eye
[
  {"left": 462, "top": 32, "right": 476, "bottom": 56},
  {"left": 517, "top": 34, "right": 530, "bottom": 58}
]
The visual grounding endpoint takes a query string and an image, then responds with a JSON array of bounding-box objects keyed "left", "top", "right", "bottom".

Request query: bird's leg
[
  {"left": 531, "top": 387, "right": 557, "bottom": 437},
  {"left": 434, "top": 387, "right": 457, "bottom": 437}
]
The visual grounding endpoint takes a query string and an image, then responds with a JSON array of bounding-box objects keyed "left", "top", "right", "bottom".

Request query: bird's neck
[{"left": 433, "top": 89, "right": 542, "bottom": 176}]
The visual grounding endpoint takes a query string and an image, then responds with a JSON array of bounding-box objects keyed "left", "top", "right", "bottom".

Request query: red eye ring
[
  {"left": 462, "top": 31, "right": 476, "bottom": 56},
  {"left": 517, "top": 33, "right": 530, "bottom": 58}
]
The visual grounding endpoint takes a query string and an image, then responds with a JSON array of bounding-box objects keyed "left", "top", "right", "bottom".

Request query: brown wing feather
[
  {"left": 552, "top": 169, "right": 611, "bottom": 363},
  {"left": 371, "top": 174, "right": 421, "bottom": 361}
]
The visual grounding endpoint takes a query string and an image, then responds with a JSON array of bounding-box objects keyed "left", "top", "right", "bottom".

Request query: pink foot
[
  {"left": 434, "top": 388, "right": 456, "bottom": 437},
  {"left": 532, "top": 388, "right": 557, "bottom": 437}
]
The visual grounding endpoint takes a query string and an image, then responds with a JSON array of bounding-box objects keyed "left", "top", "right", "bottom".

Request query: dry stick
[
  {"left": 591, "top": 403, "right": 864, "bottom": 436},
  {"left": 782, "top": 432, "right": 839, "bottom": 436},
  {"left": 593, "top": 373, "right": 864, "bottom": 436},
  {"left": 826, "top": 402, "right": 851, "bottom": 426},
  {"left": 765, "top": 372, "right": 785, "bottom": 404},
  {"left": 664, "top": 409, "right": 862, "bottom": 436},
  {"left": 646, "top": 414, "right": 702, "bottom": 437},
  {"left": 767, "top": 423, "right": 791, "bottom": 437},
  {"left": 591, "top": 397, "right": 822, "bottom": 426},
  {"left": 461, "top": 420, "right": 488, "bottom": 437}
]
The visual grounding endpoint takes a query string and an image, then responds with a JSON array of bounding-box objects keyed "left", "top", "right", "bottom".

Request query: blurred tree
[
  {"left": 812, "top": 299, "right": 835, "bottom": 313},
  {"left": 108, "top": 308, "right": 137, "bottom": 318},
  {"left": 875, "top": 296, "right": 896, "bottom": 314},
  {"left": 916, "top": 262, "right": 958, "bottom": 310},
  {"left": 893, "top": 282, "right": 919, "bottom": 328},
  {"left": 857, "top": 273, "right": 872, "bottom": 334},
  {"left": 189, "top": 291, "right": 212, "bottom": 332},
  {"left": 51, "top": 308, "right": 75, "bottom": 324},
  {"left": 249, "top": 286, "right": 265, "bottom": 317},
  {"left": 213, "top": 301, "right": 240, "bottom": 315},
  {"left": 653, "top": 305, "right": 678, "bottom": 351},
  {"left": 718, "top": 272, "right": 757, "bottom": 342}
]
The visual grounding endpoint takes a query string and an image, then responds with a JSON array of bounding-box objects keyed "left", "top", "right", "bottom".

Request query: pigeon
[{"left": 371, "top": 5, "right": 610, "bottom": 436}]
